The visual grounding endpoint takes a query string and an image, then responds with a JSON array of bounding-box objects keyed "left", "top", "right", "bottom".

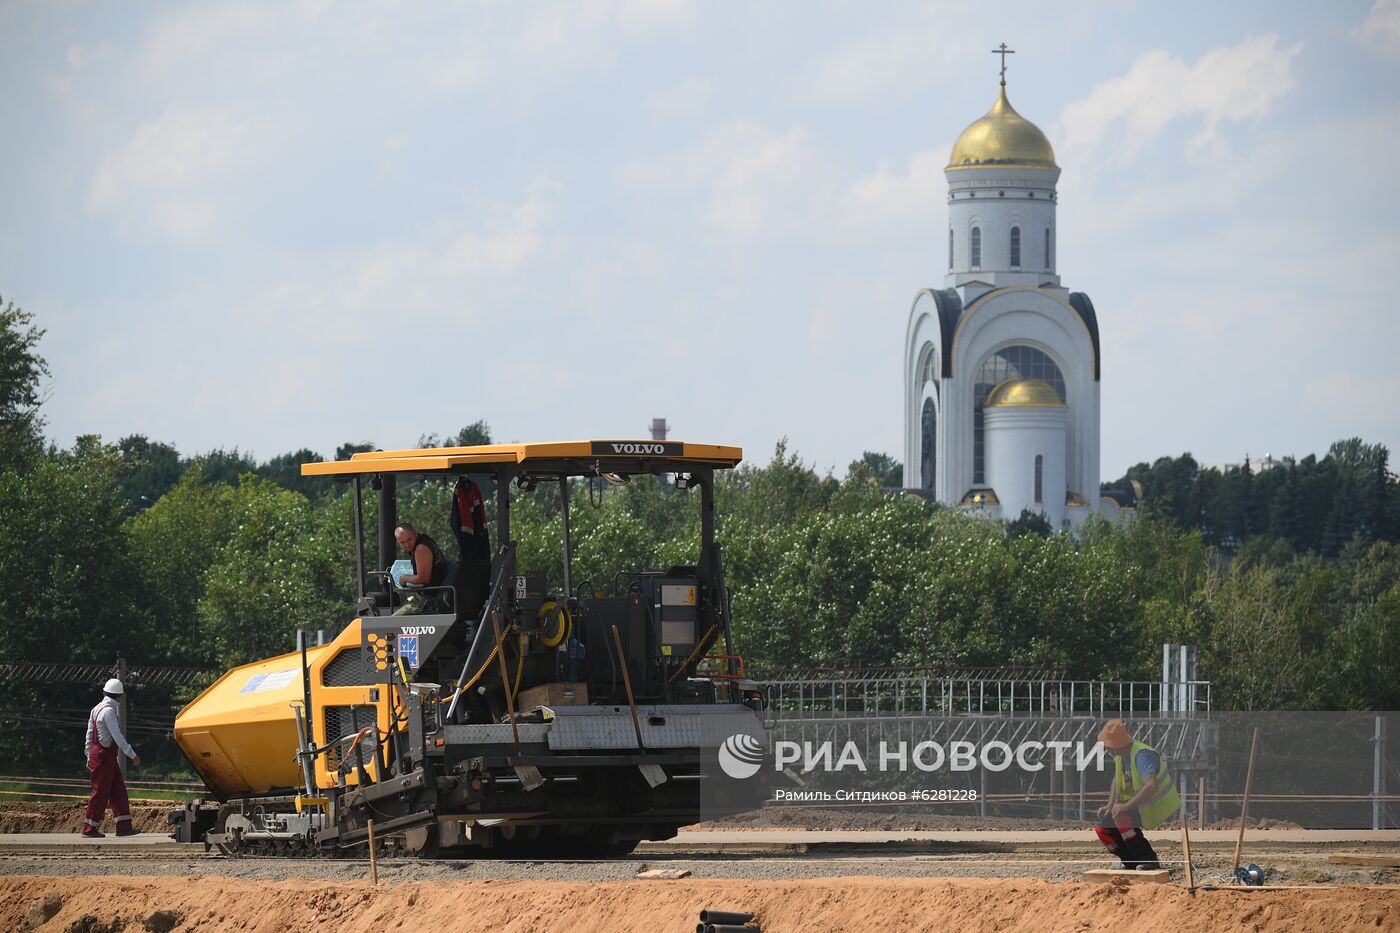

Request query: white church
[{"left": 902, "top": 62, "right": 1131, "bottom": 529}]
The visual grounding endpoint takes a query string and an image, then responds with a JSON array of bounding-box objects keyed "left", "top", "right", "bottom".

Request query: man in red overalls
[{"left": 82, "top": 678, "right": 140, "bottom": 838}]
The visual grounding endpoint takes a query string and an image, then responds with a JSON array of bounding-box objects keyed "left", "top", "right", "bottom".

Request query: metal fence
[{"left": 760, "top": 673, "right": 1211, "bottom": 721}]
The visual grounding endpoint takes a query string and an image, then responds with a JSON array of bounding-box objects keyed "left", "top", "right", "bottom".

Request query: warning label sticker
[
  {"left": 397, "top": 634, "right": 420, "bottom": 669},
  {"left": 238, "top": 668, "right": 299, "bottom": 694}
]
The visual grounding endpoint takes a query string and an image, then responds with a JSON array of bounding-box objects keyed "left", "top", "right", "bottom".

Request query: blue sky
[{"left": 2, "top": 0, "right": 1398, "bottom": 477}]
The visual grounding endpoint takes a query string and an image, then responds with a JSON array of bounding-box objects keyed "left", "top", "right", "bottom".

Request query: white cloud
[
  {"left": 1059, "top": 35, "right": 1302, "bottom": 167},
  {"left": 615, "top": 0, "right": 693, "bottom": 35},
  {"left": 848, "top": 147, "right": 950, "bottom": 226},
  {"left": 1356, "top": 0, "right": 1400, "bottom": 55},
  {"left": 808, "top": 23, "right": 972, "bottom": 103},
  {"left": 625, "top": 125, "right": 950, "bottom": 243},
  {"left": 645, "top": 77, "right": 711, "bottom": 121},
  {"left": 621, "top": 122, "right": 828, "bottom": 239},
  {"left": 282, "top": 176, "right": 562, "bottom": 331},
  {"left": 89, "top": 105, "right": 262, "bottom": 206},
  {"left": 89, "top": 104, "right": 282, "bottom": 240},
  {"left": 708, "top": 127, "right": 820, "bottom": 238}
]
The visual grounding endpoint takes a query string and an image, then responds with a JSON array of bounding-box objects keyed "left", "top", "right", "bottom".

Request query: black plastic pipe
[
  {"left": 699, "top": 910, "right": 755, "bottom": 924},
  {"left": 706, "top": 924, "right": 759, "bottom": 933}
]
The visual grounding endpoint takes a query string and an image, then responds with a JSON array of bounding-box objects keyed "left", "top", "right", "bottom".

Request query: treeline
[
  {"left": 4, "top": 433, "right": 1396, "bottom": 705},
  {"left": 1106, "top": 441, "right": 1398, "bottom": 556},
  {"left": 1, "top": 297, "right": 1399, "bottom": 774}
]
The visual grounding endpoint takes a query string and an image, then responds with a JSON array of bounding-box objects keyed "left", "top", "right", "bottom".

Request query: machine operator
[{"left": 392, "top": 522, "right": 450, "bottom": 615}]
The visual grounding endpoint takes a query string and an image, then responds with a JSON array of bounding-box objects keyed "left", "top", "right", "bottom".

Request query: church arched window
[
  {"left": 970, "top": 227, "right": 981, "bottom": 268},
  {"left": 1034, "top": 454, "right": 1044, "bottom": 504},
  {"left": 972, "top": 346, "right": 1066, "bottom": 484},
  {"left": 948, "top": 229, "right": 954, "bottom": 270},
  {"left": 1010, "top": 227, "right": 1021, "bottom": 268},
  {"left": 1045, "top": 227, "right": 1052, "bottom": 269},
  {"left": 921, "top": 398, "right": 937, "bottom": 495},
  {"left": 918, "top": 343, "right": 939, "bottom": 389}
]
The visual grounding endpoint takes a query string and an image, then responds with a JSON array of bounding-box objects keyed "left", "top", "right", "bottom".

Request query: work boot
[
  {"left": 80, "top": 828, "right": 105, "bottom": 838},
  {"left": 1109, "top": 860, "right": 1126, "bottom": 870},
  {"left": 1135, "top": 861, "right": 1161, "bottom": 871},
  {"left": 115, "top": 826, "right": 138, "bottom": 837}
]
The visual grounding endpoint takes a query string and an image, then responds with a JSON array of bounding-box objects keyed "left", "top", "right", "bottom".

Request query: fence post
[
  {"left": 1198, "top": 775, "right": 1206, "bottom": 830},
  {"left": 115, "top": 656, "right": 129, "bottom": 779},
  {"left": 1375, "top": 715, "right": 1388, "bottom": 831}
]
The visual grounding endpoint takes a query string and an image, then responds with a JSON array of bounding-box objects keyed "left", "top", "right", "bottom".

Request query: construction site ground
[{"left": 3, "top": 805, "right": 1398, "bottom": 931}]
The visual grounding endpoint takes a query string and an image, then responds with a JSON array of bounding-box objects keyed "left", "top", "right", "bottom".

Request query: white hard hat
[{"left": 103, "top": 678, "right": 124, "bottom": 695}]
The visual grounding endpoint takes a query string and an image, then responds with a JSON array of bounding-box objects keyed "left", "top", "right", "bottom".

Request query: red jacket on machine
[{"left": 451, "top": 477, "right": 491, "bottom": 562}]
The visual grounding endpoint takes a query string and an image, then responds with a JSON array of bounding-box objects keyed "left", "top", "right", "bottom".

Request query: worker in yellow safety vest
[{"left": 1093, "top": 719, "right": 1180, "bottom": 870}]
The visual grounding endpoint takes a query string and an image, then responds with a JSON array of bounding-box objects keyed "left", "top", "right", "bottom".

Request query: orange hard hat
[{"left": 1098, "top": 719, "right": 1132, "bottom": 748}]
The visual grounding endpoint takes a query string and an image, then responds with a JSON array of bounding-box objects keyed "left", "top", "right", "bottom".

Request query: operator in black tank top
[{"left": 393, "top": 522, "right": 449, "bottom": 614}]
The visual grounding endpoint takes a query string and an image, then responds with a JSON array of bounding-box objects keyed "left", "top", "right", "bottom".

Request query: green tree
[
  {"left": 258, "top": 448, "right": 331, "bottom": 500},
  {"left": 722, "top": 440, "right": 838, "bottom": 528},
  {"left": 117, "top": 434, "right": 183, "bottom": 509},
  {"left": 336, "top": 440, "right": 376, "bottom": 460},
  {"left": 418, "top": 420, "right": 492, "bottom": 448},
  {"left": 1005, "top": 508, "right": 1052, "bottom": 538},
  {"left": 126, "top": 467, "right": 238, "bottom": 665},
  {"left": 0, "top": 437, "right": 139, "bottom": 662},
  {"left": 188, "top": 448, "right": 257, "bottom": 486},
  {"left": 0, "top": 294, "right": 48, "bottom": 469},
  {"left": 197, "top": 477, "right": 351, "bottom": 666},
  {"left": 848, "top": 451, "right": 903, "bottom": 488}
]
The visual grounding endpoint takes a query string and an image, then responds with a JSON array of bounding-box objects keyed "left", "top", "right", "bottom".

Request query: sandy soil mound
[
  {"left": 4, "top": 874, "right": 1397, "bottom": 933},
  {"left": 0, "top": 802, "right": 169, "bottom": 834}
]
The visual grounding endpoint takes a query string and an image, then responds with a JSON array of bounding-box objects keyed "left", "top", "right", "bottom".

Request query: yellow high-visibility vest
[{"left": 1113, "top": 739, "right": 1180, "bottom": 829}]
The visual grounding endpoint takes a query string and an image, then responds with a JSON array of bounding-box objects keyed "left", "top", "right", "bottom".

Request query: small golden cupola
[{"left": 983, "top": 377, "right": 1065, "bottom": 408}]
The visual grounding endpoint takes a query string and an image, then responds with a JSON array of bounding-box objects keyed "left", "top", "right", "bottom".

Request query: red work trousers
[{"left": 84, "top": 742, "right": 131, "bottom": 831}]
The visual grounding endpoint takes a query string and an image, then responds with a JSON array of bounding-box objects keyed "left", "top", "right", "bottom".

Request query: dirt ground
[
  {"left": 706, "top": 806, "right": 1303, "bottom": 832},
  {"left": 5, "top": 798, "right": 1395, "bottom": 933},
  {"left": 0, "top": 803, "right": 169, "bottom": 835},
  {"left": 0, "top": 801, "right": 1304, "bottom": 836},
  {"left": 4, "top": 874, "right": 1399, "bottom": 933}
]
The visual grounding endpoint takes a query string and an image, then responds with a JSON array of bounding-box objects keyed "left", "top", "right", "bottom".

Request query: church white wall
[
  {"left": 984, "top": 406, "right": 1068, "bottom": 529},
  {"left": 946, "top": 165, "right": 1059, "bottom": 287},
  {"left": 903, "top": 290, "right": 943, "bottom": 491},
  {"left": 947, "top": 289, "right": 1100, "bottom": 504}
]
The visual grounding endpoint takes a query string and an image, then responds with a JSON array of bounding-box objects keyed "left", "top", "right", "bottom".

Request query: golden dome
[
  {"left": 983, "top": 378, "right": 1065, "bottom": 408},
  {"left": 948, "top": 87, "right": 1057, "bottom": 170}
]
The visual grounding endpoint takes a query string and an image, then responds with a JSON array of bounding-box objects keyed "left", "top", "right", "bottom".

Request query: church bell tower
[{"left": 903, "top": 47, "right": 1115, "bottom": 528}]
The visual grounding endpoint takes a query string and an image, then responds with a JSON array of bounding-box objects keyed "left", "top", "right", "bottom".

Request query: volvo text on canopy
[{"left": 172, "top": 440, "right": 768, "bottom": 856}]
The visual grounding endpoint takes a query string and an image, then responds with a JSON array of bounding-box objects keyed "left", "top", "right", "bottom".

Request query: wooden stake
[
  {"left": 1181, "top": 809, "right": 1195, "bottom": 890},
  {"left": 610, "top": 624, "right": 644, "bottom": 749},
  {"left": 367, "top": 818, "right": 379, "bottom": 886},
  {"left": 1233, "top": 726, "right": 1262, "bottom": 872},
  {"left": 492, "top": 611, "right": 521, "bottom": 754}
]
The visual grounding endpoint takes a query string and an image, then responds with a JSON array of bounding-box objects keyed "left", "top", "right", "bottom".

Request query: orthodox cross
[{"left": 991, "top": 43, "right": 1015, "bottom": 86}]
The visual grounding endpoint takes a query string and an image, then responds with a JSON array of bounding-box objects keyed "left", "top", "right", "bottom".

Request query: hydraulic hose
[{"left": 440, "top": 620, "right": 517, "bottom": 706}]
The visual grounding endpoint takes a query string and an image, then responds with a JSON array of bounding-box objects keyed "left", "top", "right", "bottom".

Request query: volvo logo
[
  {"left": 717, "top": 733, "right": 767, "bottom": 779},
  {"left": 592, "top": 441, "right": 681, "bottom": 457},
  {"left": 399, "top": 625, "right": 437, "bottom": 636}
]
